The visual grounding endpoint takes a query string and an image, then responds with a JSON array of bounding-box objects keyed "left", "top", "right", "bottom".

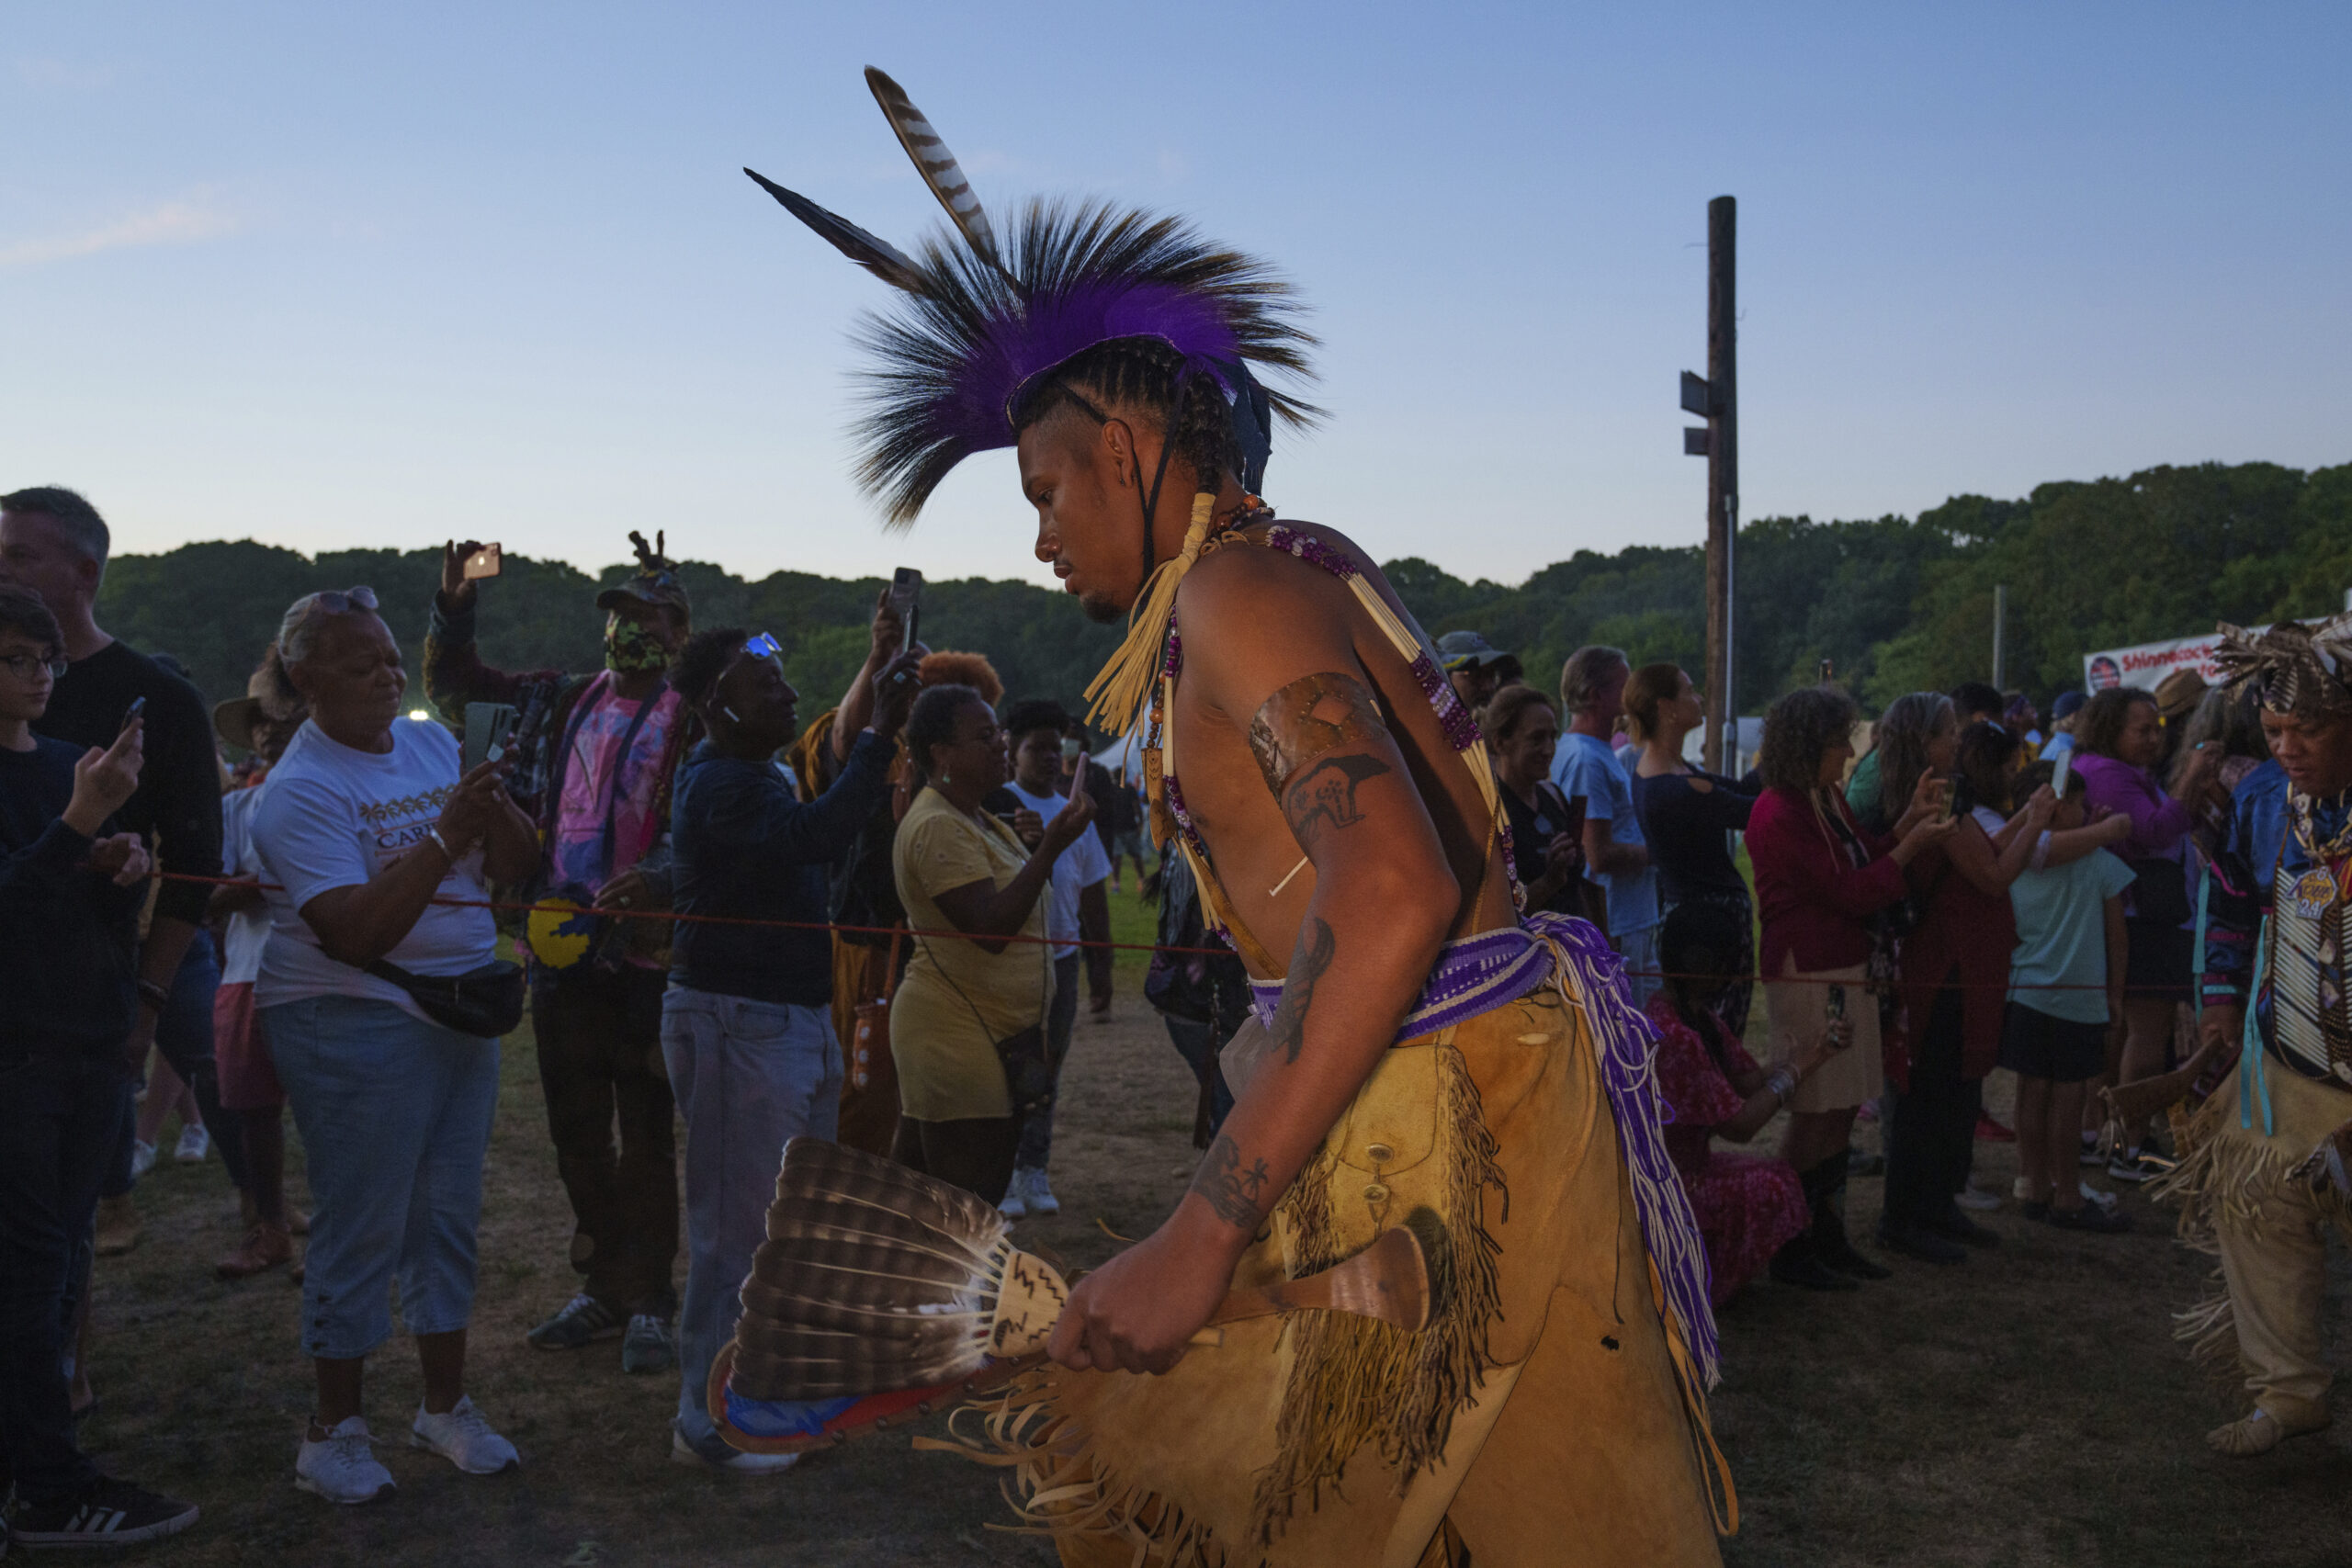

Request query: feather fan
[{"left": 729, "top": 1138, "right": 1069, "bottom": 1401}]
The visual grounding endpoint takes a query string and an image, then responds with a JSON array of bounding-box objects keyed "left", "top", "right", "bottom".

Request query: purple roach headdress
[{"left": 745, "top": 67, "right": 1318, "bottom": 525}]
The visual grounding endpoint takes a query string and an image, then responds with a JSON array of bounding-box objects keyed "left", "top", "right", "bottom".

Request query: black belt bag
[{"left": 366, "top": 957, "right": 527, "bottom": 1039}]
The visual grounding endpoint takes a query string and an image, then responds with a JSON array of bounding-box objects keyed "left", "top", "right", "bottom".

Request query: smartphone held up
[{"left": 463, "top": 544, "right": 503, "bottom": 581}]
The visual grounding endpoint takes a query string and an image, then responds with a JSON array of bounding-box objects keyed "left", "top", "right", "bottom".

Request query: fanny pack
[{"left": 365, "top": 957, "right": 527, "bottom": 1039}]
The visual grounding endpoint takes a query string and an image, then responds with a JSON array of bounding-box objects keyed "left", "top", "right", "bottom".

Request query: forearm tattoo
[
  {"left": 1191, "top": 1131, "right": 1275, "bottom": 1230},
  {"left": 1270, "top": 917, "right": 1334, "bottom": 1065},
  {"left": 1248, "top": 671, "right": 1393, "bottom": 851}
]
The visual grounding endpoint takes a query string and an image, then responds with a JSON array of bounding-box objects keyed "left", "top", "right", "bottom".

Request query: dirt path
[{"left": 79, "top": 977, "right": 2351, "bottom": 1565}]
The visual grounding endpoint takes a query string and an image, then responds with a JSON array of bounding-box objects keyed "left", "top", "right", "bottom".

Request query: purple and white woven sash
[{"left": 1246, "top": 911, "right": 1722, "bottom": 1387}]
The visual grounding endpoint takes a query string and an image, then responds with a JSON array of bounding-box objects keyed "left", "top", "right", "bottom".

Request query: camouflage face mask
[{"left": 605, "top": 613, "right": 671, "bottom": 675}]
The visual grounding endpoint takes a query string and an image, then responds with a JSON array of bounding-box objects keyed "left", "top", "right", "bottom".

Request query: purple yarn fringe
[{"left": 1526, "top": 911, "right": 1723, "bottom": 1388}]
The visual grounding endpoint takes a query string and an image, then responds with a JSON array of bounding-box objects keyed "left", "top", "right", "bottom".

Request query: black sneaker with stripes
[{"left": 12, "top": 1476, "right": 198, "bottom": 1547}]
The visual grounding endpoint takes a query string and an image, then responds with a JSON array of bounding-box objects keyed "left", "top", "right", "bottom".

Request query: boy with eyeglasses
[{"left": 0, "top": 582, "right": 199, "bottom": 1548}]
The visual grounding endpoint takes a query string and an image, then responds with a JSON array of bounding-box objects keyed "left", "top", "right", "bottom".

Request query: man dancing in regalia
[
  {"left": 2164, "top": 615, "right": 2352, "bottom": 1456},
  {"left": 734, "top": 67, "right": 1728, "bottom": 1567}
]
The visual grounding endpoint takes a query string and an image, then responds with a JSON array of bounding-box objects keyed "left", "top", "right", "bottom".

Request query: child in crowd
[{"left": 2001, "top": 760, "right": 2134, "bottom": 1232}]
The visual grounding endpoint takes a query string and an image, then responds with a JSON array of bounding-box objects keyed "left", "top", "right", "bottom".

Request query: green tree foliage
[{"left": 96, "top": 460, "right": 2351, "bottom": 739}]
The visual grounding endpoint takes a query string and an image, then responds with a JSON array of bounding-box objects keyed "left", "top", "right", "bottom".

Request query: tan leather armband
[{"left": 1246, "top": 671, "right": 1390, "bottom": 797}]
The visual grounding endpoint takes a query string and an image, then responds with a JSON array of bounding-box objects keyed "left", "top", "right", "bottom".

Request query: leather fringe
[
  {"left": 914, "top": 1374, "right": 1226, "bottom": 1567},
  {"left": 1248, "top": 1039, "right": 1506, "bottom": 1547}
]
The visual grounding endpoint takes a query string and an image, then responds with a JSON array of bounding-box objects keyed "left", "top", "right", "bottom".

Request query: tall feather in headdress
[{"left": 744, "top": 68, "right": 1320, "bottom": 738}]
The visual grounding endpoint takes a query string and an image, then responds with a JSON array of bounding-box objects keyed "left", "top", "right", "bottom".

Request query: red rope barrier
[{"left": 154, "top": 871, "right": 2220, "bottom": 991}]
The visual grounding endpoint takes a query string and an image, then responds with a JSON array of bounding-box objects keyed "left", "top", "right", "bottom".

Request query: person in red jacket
[{"left": 1747, "top": 686, "right": 1953, "bottom": 1287}]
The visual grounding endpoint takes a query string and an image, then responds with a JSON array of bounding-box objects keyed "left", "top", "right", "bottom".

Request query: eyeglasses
[
  {"left": 953, "top": 721, "right": 1003, "bottom": 747},
  {"left": 313, "top": 586, "right": 379, "bottom": 614},
  {"left": 0, "top": 651, "right": 67, "bottom": 682},
  {"left": 741, "top": 632, "right": 783, "bottom": 660}
]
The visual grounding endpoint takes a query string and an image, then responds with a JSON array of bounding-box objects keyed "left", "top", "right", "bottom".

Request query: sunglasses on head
[
  {"left": 741, "top": 633, "right": 783, "bottom": 660},
  {"left": 315, "top": 586, "right": 379, "bottom": 615}
]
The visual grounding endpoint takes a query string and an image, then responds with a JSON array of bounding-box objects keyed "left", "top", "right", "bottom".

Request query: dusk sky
[{"left": 8, "top": 3, "right": 2346, "bottom": 592}]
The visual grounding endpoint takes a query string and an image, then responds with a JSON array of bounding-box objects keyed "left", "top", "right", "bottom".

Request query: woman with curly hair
[{"left": 1745, "top": 686, "right": 1953, "bottom": 1286}]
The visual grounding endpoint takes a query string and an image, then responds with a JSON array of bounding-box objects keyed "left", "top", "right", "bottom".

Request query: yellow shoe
[{"left": 95, "top": 1194, "right": 141, "bottom": 1257}]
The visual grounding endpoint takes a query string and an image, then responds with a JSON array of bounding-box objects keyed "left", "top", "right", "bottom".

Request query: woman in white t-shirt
[{"left": 250, "top": 588, "right": 537, "bottom": 1506}]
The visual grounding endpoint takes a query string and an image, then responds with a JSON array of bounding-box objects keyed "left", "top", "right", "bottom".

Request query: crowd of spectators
[{"left": 0, "top": 478, "right": 2279, "bottom": 1540}]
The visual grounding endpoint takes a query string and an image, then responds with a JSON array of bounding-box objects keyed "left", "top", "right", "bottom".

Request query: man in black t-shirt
[{"left": 0, "top": 488, "right": 241, "bottom": 1258}]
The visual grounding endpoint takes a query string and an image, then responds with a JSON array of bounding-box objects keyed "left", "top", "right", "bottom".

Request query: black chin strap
[{"left": 1051, "top": 380, "right": 1194, "bottom": 592}]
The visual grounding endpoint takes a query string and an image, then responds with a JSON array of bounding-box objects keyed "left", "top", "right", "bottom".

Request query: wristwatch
[{"left": 424, "top": 827, "right": 456, "bottom": 863}]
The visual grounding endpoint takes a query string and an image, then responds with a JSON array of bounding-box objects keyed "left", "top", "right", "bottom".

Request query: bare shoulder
[{"left": 1174, "top": 532, "right": 1363, "bottom": 716}]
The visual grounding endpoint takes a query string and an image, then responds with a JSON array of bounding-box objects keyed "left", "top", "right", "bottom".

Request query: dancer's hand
[{"left": 1047, "top": 1211, "right": 1235, "bottom": 1376}]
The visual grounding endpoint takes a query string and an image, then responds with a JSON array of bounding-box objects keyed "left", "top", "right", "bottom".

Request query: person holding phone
[
  {"left": 660, "top": 626, "right": 922, "bottom": 1471},
  {"left": 424, "top": 530, "right": 698, "bottom": 1376},
  {"left": 890, "top": 684, "right": 1093, "bottom": 1206},
  {"left": 252, "top": 585, "right": 538, "bottom": 1504},
  {"left": 0, "top": 581, "right": 203, "bottom": 1547},
  {"left": 0, "top": 486, "right": 243, "bottom": 1265},
  {"left": 980, "top": 699, "right": 1114, "bottom": 1219},
  {"left": 1483, "top": 684, "right": 1593, "bottom": 921},
  {"left": 1747, "top": 686, "right": 1956, "bottom": 1284}
]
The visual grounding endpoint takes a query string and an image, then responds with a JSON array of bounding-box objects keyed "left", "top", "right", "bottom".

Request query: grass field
[{"left": 65, "top": 883, "right": 2352, "bottom": 1565}]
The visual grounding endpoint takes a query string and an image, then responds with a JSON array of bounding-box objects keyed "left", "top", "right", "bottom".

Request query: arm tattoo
[
  {"left": 1269, "top": 917, "right": 1334, "bottom": 1065},
  {"left": 1249, "top": 671, "right": 1389, "bottom": 795},
  {"left": 1191, "top": 1131, "right": 1275, "bottom": 1230}
]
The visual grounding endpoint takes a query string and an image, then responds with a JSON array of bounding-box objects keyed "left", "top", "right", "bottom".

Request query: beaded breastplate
[{"left": 2266, "top": 852, "right": 2352, "bottom": 1087}]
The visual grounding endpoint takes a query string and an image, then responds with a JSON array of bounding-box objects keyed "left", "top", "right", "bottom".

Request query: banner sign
[{"left": 2082, "top": 620, "right": 2322, "bottom": 694}]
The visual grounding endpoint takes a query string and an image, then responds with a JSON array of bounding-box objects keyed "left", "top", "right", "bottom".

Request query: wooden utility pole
[
  {"left": 1682, "top": 196, "right": 1737, "bottom": 771},
  {"left": 1992, "top": 584, "right": 2008, "bottom": 689}
]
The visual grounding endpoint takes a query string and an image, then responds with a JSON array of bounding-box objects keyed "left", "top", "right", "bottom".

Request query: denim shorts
[{"left": 264, "top": 994, "right": 499, "bottom": 1360}]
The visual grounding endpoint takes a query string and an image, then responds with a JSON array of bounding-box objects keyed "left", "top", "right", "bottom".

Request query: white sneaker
[
  {"left": 130, "top": 1141, "right": 159, "bottom": 1180},
  {"left": 1954, "top": 1182, "right": 2001, "bottom": 1213},
  {"left": 2079, "top": 1181, "right": 2120, "bottom": 1213},
  {"left": 410, "top": 1395, "right": 518, "bottom": 1474},
  {"left": 296, "top": 1416, "right": 395, "bottom": 1505},
  {"left": 671, "top": 1428, "right": 798, "bottom": 1474},
  {"left": 175, "top": 1124, "right": 210, "bottom": 1163},
  {"left": 998, "top": 1180, "right": 1027, "bottom": 1219},
  {"left": 1021, "top": 1166, "right": 1061, "bottom": 1217}
]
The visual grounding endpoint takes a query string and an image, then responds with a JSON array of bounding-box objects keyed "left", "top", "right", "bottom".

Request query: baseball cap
[
  {"left": 1436, "top": 630, "right": 1523, "bottom": 682},
  {"left": 595, "top": 529, "right": 692, "bottom": 617},
  {"left": 2050, "top": 691, "right": 2086, "bottom": 721}
]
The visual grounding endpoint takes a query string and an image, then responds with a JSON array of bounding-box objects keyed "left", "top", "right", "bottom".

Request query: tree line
[{"left": 100, "top": 459, "right": 2348, "bottom": 737}]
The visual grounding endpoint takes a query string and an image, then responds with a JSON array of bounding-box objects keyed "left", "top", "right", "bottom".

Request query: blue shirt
[
  {"left": 1551, "top": 730, "right": 1657, "bottom": 935},
  {"left": 2007, "top": 848, "right": 2136, "bottom": 1023},
  {"left": 670, "top": 730, "right": 894, "bottom": 1006}
]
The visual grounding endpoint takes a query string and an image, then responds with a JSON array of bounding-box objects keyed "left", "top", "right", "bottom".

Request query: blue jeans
[
  {"left": 0, "top": 1054, "right": 125, "bottom": 1505},
  {"left": 265, "top": 996, "right": 499, "bottom": 1360},
  {"left": 661, "top": 985, "right": 841, "bottom": 1460},
  {"left": 1014, "top": 953, "right": 1080, "bottom": 1171},
  {"left": 103, "top": 930, "right": 246, "bottom": 1197}
]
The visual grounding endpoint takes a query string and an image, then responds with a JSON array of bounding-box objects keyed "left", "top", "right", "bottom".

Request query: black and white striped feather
[
  {"left": 730, "top": 1138, "right": 1029, "bottom": 1401},
  {"left": 864, "top": 65, "right": 1005, "bottom": 276}
]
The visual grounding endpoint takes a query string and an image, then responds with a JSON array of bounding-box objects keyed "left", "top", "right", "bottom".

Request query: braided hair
[{"left": 1012, "top": 336, "right": 1245, "bottom": 499}]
